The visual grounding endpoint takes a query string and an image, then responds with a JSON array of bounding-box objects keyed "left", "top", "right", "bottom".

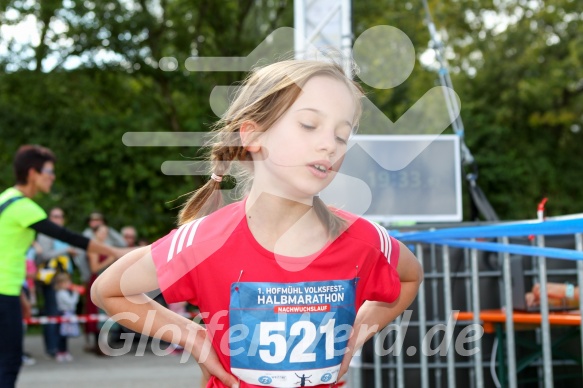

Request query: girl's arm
[
  {"left": 91, "top": 246, "right": 239, "bottom": 388},
  {"left": 338, "top": 241, "right": 423, "bottom": 379}
]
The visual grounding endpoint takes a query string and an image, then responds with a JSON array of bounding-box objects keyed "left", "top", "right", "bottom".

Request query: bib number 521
[{"left": 259, "top": 319, "right": 336, "bottom": 364}]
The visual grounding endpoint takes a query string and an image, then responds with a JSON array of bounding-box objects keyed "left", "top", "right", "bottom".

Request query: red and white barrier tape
[
  {"left": 24, "top": 314, "right": 109, "bottom": 325},
  {"left": 24, "top": 311, "right": 199, "bottom": 325}
]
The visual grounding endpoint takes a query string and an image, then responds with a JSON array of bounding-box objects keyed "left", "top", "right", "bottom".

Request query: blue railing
[{"left": 350, "top": 216, "right": 583, "bottom": 388}]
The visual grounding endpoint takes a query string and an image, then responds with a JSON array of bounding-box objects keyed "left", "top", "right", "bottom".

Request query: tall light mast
[{"left": 294, "top": 0, "right": 353, "bottom": 77}]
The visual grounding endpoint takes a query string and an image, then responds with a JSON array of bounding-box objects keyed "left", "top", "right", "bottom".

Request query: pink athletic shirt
[{"left": 152, "top": 200, "right": 401, "bottom": 388}]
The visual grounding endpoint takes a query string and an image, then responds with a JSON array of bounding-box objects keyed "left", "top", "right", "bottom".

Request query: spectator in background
[
  {"left": 24, "top": 242, "right": 41, "bottom": 310},
  {"left": 85, "top": 224, "right": 118, "bottom": 355},
  {"left": 74, "top": 212, "right": 126, "bottom": 284},
  {"left": 0, "top": 145, "right": 127, "bottom": 388},
  {"left": 121, "top": 226, "right": 138, "bottom": 248},
  {"left": 36, "top": 207, "right": 77, "bottom": 359},
  {"left": 84, "top": 212, "right": 126, "bottom": 246}
]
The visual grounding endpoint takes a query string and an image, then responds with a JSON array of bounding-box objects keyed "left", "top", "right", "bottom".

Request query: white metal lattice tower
[{"left": 293, "top": 0, "right": 353, "bottom": 77}]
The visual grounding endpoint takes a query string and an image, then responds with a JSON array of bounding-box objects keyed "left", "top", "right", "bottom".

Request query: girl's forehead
[
  {"left": 300, "top": 75, "right": 350, "bottom": 94},
  {"left": 292, "top": 76, "right": 356, "bottom": 120}
]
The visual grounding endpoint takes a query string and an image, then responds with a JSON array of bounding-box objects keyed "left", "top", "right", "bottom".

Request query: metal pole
[
  {"left": 396, "top": 315, "right": 405, "bottom": 388},
  {"left": 387, "top": 329, "right": 396, "bottom": 388},
  {"left": 293, "top": 0, "right": 306, "bottom": 59},
  {"left": 501, "top": 237, "right": 517, "bottom": 388},
  {"left": 340, "top": 0, "right": 352, "bottom": 77},
  {"left": 416, "top": 243, "right": 430, "bottom": 388},
  {"left": 536, "top": 235, "right": 554, "bottom": 388},
  {"left": 430, "top": 243, "right": 442, "bottom": 388},
  {"left": 464, "top": 249, "right": 472, "bottom": 313},
  {"left": 442, "top": 245, "right": 456, "bottom": 388},
  {"left": 470, "top": 246, "right": 484, "bottom": 388},
  {"left": 463, "top": 248, "right": 476, "bottom": 388},
  {"left": 374, "top": 333, "right": 382, "bottom": 388},
  {"left": 349, "top": 352, "right": 362, "bottom": 388},
  {"left": 422, "top": 0, "right": 464, "bottom": 138},
  {"left": 305, "top": 4, "right": 341, "bottom": 45}
]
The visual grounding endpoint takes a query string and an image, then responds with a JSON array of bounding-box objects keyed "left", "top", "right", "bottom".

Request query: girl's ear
[{"left": 240, "top": 121, "right": 262, "bottom": 153}]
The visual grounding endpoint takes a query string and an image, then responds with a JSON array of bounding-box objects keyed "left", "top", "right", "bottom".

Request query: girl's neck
[
  {"left": 246, "top": 191, "right": 312, "bottom": 221},
  {"left": 245, "top": 191, "right": 328, "bottom": 257}
]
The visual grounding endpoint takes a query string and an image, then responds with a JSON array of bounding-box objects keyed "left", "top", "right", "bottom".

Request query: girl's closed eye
[
  {"left": 336, "top": 128, "right": 352, "bottom": 145},
  {"left": 300, "top": 122, "right": 316, "bottom": 130},
  {"left": 336, "top": 136, "right": 348, "bottom": 145}
]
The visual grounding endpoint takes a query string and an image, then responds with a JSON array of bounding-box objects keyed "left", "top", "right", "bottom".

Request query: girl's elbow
[
  {"left": 90, "top": 278, "right": 104, "bottom": 309},
  {"left": 399, "top": 261, "right": 423, "bottom": 291}
]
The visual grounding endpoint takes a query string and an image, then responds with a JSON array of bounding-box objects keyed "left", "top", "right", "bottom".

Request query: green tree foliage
[
  {"left": 356, "top": 0, "right": 583, "bottom": 220},
  {"left": 433, "top": 0, "right": 583, "bottom": 218},
  {"left": 0, "top": 0, "right": 293, "bottom": 238}
]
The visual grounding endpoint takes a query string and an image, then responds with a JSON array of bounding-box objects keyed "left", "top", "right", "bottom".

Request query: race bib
[{"left": 229, "top": 279, "right": 356, "bottom": 387}]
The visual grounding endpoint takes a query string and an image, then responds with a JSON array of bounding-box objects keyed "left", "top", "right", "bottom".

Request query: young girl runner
[{"left": 92, "top": 60, "right": 423, "bottom": 388}]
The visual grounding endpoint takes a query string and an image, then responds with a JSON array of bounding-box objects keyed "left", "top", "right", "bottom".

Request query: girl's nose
[{"left": 317, "top": 129, "right": 337, "bottom": 156}]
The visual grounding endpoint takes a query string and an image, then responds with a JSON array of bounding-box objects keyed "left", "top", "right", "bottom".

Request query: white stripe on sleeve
[
  {"left": 166, "top": 223, "right": 189, "bottom": 263},
  {"left": 368, "top": 220, "right": 391, "bottom": 264},
  {"left": 176, "top": 221, "right": 195, "bottom": 255},
  {"left": 186, "top": 216, "right": 206, "bottom": 248}
]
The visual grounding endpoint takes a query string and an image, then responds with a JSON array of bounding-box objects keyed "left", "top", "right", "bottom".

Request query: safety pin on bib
[{"left": 235, "top": 270, "right": 243, "bottom": 292}]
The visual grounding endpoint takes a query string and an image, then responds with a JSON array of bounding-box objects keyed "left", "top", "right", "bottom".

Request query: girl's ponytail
[
  {"left": 178, "top": 136, "right": 244, "bottom": 225},
  {"left": 177, "top": 179, "right": 223, "bottom": 225}
]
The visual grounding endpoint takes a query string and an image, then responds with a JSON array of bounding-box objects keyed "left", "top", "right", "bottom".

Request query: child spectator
[{"left": 54, "top": 272, "right": 84, "bottom": 362}]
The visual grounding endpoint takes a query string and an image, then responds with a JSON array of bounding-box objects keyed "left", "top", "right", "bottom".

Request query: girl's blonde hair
[{"left": 179, "top": 60, "right": 364, "bottom": 237}]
